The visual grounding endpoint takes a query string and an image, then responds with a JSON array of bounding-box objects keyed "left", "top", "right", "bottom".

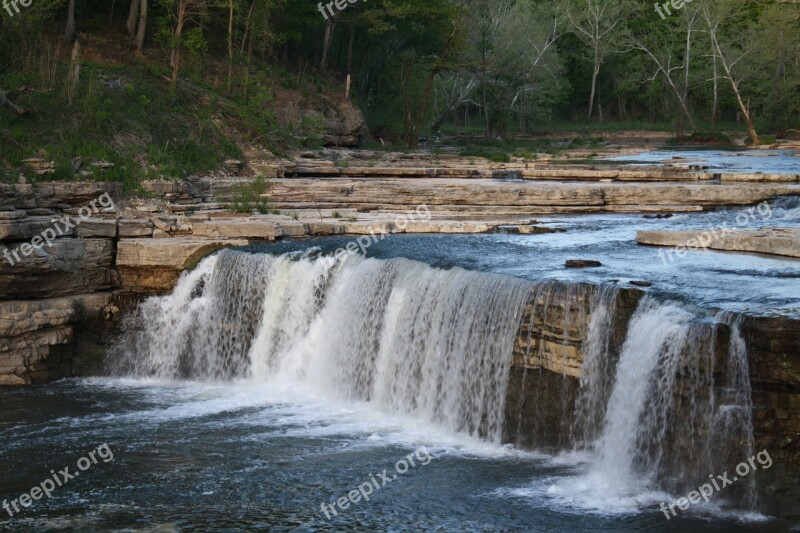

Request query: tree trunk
[
  {"left": 126, "top": 0, "right": 139, "bottom": 37},
  {"left": 346, "top": 24, "right": 355, "bottom": 76},
  {"left": 681, "top": 19, "right": 694, "bottom": 133},
  {"left": 711, "top": 53, "right": 718, "bottom": 130},
  {"left": 431, "top": 105, "right": 456, "bottom": 133},
  {"left": 240, "top": 0, "right": 257, "bottom": 53},
  {"left": 731, "top": 81, "right": 758, "bottom": 145},
  {"left": 227, "top": 0, "right": 234, "bottom": 91},
  {"left": 64, "top": 0, "right": 76, "bottom": 43},
  {"left": 709, "top": 31, "right": 758, "bottom": 145},
  {"left": 134, "top": 0, "right": 147, "bottom": 53},
  {"left": 171, "top": 1, "right": 187, "bottom": 84},
  {"left": 588, "top": 44, "right": 600, "bottom": 119},
  {"left": 321, "top": 20, "right": 334, "bottom": 69}
]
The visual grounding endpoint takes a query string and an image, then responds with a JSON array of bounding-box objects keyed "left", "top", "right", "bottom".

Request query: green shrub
[{"left": 230, "top": 176, "right": 272, "bottom": 214}]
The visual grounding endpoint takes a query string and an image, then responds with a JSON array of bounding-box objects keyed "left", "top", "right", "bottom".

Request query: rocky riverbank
[{"left": 1, "top": 150, "right": 799, "bottom": 385}]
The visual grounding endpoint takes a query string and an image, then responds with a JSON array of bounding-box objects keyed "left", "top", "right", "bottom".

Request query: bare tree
[
  {"left": 699, "top": 0, "right": 759, "bottom": 145},
  {"left": 566, "top": 0, "right": 632, "bottom": 119},
  {"left": 633, "top": 9, "right": 700, "bottom": 132},
  {"left": 431, "top": 73, "right": 479, "bottom": 133}
]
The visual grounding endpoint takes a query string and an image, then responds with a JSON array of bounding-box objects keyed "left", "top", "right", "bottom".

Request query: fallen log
[{"left": 0, "top": 88, "right": 29, "bottom": 116}]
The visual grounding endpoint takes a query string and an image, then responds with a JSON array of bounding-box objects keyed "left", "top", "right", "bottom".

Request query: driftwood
[{"left": 0, "top": 88, "right": 29, "bottom": 116}]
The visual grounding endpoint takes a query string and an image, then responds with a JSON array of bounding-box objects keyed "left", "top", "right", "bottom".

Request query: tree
[
  {"left": 566, "top": 0, "right": 633, "bottom": 119},
  {"left": 159, "top": 0, "right": 211, "bottom": 83},
  {"left": 698, "top": 0, "right": 759, "bottom": 145},
  {"left": 464, "top": 0, "right": 515, "bottom": 136},
  {"left": 135, "top": 0, "right": 148, "bottom": 53},
  {"left": 748, "top": 3, "right": 800, "bottom": 132},
  {"left": 631, "top": 8, "right": 699, "bottom": 132},
  {"left": 127, "top": 0, "right": 139, "bottom": 36},
  {"left": 64, "top": 0, "right": 76, "bottom": 42}
]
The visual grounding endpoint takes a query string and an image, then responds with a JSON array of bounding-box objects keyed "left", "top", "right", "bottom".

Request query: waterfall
[
  {"left": 112, "top": 246, "right": 759, "bottom": 510},
  {"left": 574, "top": 296, "right": 758, "bottom": 509},
  {"left": 590, "top": 297, "right": 696, "bottom": 491},
  {"left": 113, "top": 249, "right": 532, "bottom": 442},
  {"left": 573, "top": 284, "right": 620, "bottom": 446}
]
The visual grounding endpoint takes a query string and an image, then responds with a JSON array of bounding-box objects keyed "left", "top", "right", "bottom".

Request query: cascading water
[
  {"left": 112, "top": 246, "right": 759, "bottom": 513},
  {"left": 566, "top": 295, "right": 758, "bottom": 511},
  {"left": 113, "top": 248, "right": 532, "bottom": 443},
  {"left": 590, "top": 298, "right": 697, "bottom": 492}
]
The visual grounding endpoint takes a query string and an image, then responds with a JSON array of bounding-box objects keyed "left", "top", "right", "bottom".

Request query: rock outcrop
[
  {"left": 637, "top": 228, "right": 800, "bottom": 259},
  {"left": 0, "top": 282, "right": 115, "bottom": 385}
]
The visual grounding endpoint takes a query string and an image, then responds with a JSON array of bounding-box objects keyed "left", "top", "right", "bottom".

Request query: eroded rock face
[
  {"left": 506, "top": 283, "right": 641, "bottom": 449},
  {"left": 265, "top": 178, "right": 800, "bottom": 216},
  {"left": 116, "top": 237, "right": 250, "bottom": 293},
  {"left": 743, "top": 315, "right": 800, "bottom": 517},
  {"left": 0, "top": 239, "right": 115, "bottom": 299},
  {"left": 0, "top": 294, "right": 114, "bottom": 385},
  {"left": 272, "top": 95, "right": 368, "bottom": 148}
]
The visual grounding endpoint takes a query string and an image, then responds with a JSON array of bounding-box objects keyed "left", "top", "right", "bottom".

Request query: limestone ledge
[
  {"left": 117, "top": 237, "right": 250, "bottom": 270},
  {"left": 264, "top": 179, "right": 800, "bottom": 215},
  {"left": 637, "top": 228, "right": 800, "bottom": 259},
  {"left": 0, "top": 293, "right": 112, "bottom": 385},
  {"left": 190, "top": 216, "right": 540, "bottom": 239},
  {"left": 0, "top": 238, "right": 115, "bottom": 299}
]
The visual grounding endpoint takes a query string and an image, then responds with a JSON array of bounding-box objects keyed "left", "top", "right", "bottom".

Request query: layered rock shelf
[{"left": 637, "top": 228, "right": 800, "bottom": 259}]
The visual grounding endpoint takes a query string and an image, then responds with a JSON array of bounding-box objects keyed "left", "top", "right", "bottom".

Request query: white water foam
[{"left": 114, "top": 250, "right": 532, "bottom": 444}]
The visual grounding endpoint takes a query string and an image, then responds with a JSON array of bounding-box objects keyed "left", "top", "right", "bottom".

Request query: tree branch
[{"left": 0, "top": 88, "right": 29, "bottom": 116}]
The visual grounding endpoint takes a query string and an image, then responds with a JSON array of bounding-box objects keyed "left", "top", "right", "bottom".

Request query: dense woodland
[{"left": 1, "top": 0, "right": 799, "bottom": 182}]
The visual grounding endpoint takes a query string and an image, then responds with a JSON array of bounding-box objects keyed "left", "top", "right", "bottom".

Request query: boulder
[{"left": 566, "top": 259, "right": 602, "bottom": 268}]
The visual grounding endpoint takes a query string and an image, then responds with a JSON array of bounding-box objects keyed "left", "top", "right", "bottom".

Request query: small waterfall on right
[
  {"left": 574, "top": 294, "right": 758, "bottom": 510},
  {"left": 589, "top": 298, "right": 696, "bottom": 492}
]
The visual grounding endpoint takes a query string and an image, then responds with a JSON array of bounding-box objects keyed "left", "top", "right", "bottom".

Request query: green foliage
[
  {"left": 230, "top": 176, "right": 273, "bottom": 214},
  {"left": 1, "top": 0, "right": 799, "bottom": 190},
  {"left": 667, "top": 131, "right": 733, "bottom": 145},
  {"left": 0, "top": 61, "right": 241, "bottom": 190}
]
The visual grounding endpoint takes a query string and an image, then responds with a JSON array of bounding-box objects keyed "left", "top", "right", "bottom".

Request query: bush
[{"left": 230, "top": 176, "right": 273, "bottom": 214}]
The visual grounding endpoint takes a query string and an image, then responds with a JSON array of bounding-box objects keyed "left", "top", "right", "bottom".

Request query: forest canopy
[{"left": 1, "top": 0, "right": 799, "bottom": 151}]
